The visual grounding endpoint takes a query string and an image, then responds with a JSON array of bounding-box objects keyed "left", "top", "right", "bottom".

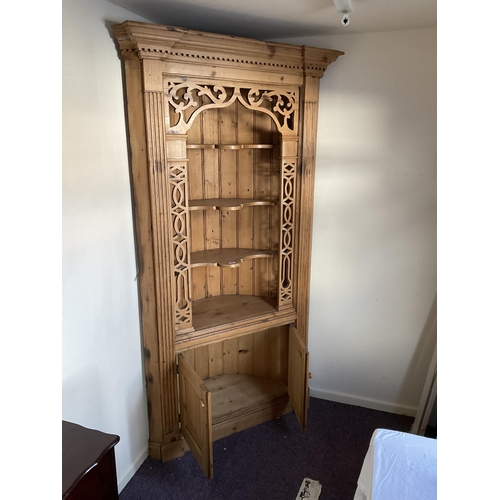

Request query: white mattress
[{"left": 353, "top": 429, "right": 437, "bottom": 500}]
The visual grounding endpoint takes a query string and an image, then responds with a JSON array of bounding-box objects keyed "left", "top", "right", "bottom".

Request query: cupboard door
[
  {"left": 178, "top": 354, "right": 214, "bottom": 478},
  {"left": 288, "top": 326, "right": 309, "bottom": 429}
]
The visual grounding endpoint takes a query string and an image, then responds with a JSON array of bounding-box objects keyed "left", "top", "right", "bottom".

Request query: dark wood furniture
[{"left": 62, "top": 421, "right": 120, "bottom": 500}]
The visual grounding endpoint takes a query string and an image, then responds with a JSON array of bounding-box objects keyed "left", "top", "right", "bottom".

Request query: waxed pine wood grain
[{"left": 113, "top": 19, "right": 342, "bottom": 470}]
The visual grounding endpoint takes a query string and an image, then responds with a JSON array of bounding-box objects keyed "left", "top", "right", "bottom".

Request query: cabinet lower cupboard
[
  {"left": 178, "top": 325, "right": 308, "bottom": 478},
  {"left": 112, "top": 21, "right": 343, "bottom": 478}
]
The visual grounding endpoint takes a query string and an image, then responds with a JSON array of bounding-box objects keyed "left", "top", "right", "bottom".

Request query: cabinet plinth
[{"left": 113, "top": 19, "right": 343, "bottom": 476}]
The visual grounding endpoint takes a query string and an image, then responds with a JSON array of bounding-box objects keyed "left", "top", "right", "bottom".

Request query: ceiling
[{"left": 109, "top": 0, "right": 437, "bottom": 40}]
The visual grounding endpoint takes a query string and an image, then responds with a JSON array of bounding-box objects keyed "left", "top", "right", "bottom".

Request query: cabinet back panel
[
  {"left": 194, "top": 345, "right": 210, "bottom": 380},
  {"left": 208, "top": 343, "right": 225, "bottom": 378},
  {"left": 187, "top": 100, "right": 279, "bottom": 300},
  {"left": 219, "top": 104, "right": 238, "bottom": 296},
  {"left": 237, "top": 102, "right": 255, "bottom": 295},
  {"left": 185, "top": 326, "right": 289, "bottom": 382}
]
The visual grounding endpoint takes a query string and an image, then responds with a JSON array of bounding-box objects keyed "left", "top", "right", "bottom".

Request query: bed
[{"left": 354, "top": 428, "right": 437, "bottom": 500}]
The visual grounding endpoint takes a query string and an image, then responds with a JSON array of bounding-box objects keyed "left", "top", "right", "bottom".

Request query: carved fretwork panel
[
  {"left": 167, "top": 155, "right": 194, "bottom": 332},
  {"left": 278, "top": 159, "right": 296, "bottom": 310},
  {"left": 164, "top": 80, "right": 298, "bottom": 135}
]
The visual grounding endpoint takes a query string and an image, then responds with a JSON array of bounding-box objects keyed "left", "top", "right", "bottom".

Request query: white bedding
[{"left": 353, "top": 429, "right": 437, "bottom": 500}]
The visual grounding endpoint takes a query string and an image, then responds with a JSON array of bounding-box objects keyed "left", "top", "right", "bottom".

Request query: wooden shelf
[
  {"left": 193, "top": 295, "right": 278, "bottom": 330},
  {"left": 204, "top": 374, "right": 291, "bottom": 441},
  {"left": 175, "top": 295, "right": 296, "bottom": 349},
  {"left": 186, "top": 144, "right": 276, "bottom": 150},
  {"left": 189, "top": 198, "right": 277, "bottom": 211},
  {"left": 190, "top": 248, "right": 275, "bottom": 268}
]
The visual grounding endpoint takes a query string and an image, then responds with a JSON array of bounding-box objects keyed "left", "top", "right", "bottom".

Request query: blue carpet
[{"left": 120, "top": 397, "right": 414, "bottom": 500}]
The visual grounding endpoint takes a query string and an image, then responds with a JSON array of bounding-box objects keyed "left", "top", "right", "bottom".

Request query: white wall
[
  {"left": 62, "top": 0, "right": 150, "bottom": 491},
  {"left": 277, "top": 29, "right": 437, "bottom": 415}
]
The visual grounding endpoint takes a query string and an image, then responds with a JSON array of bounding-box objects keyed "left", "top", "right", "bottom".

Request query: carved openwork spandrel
[{"left": 165, "top": 81, "right": 298, "bottom": 134}]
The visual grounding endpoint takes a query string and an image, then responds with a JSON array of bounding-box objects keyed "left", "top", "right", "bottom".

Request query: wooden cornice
[{"left": 112, "top": 21, "right": 343, "bottom": 78}]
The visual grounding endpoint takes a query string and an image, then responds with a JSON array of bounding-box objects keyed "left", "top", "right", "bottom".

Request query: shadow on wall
[
  {"left": 396, "top": 295, "right": 437, "bottom": 410},
  {"left": 62, "top": 368, "right": 104, "bottom": 426}
]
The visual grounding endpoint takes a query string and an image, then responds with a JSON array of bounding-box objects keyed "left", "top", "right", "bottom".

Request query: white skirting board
[
  {"left": 309, "top": 388, "right": 417, "bottom": 417},
  {"left": 118, "top": 446, "right": 149, "bottom": 493}
]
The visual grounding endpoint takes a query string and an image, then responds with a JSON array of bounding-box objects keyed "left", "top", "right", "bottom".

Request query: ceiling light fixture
[{"left": 332, "top": 0, "right": 353, "bottom": 26}]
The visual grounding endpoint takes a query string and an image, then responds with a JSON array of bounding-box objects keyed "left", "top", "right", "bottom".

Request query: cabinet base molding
[{"left": 148, "top": 436, "right": 187, "bottom": 462}]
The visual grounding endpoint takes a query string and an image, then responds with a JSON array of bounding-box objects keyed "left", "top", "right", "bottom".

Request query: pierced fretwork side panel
[
  {"left": 166, "top": 136, "right": 194, "bottom": 332},
  {"left": 279, "top": 159, "right": 296, "bottom": 309}
]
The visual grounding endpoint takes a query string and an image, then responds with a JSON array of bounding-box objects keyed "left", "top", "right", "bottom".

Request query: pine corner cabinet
[{"left": 112, "top": 21, "right": 343, "bottom": 478}]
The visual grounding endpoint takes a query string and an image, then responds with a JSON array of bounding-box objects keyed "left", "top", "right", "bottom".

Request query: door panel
[
  {"left": 288, "top": 325, "right": 309, "bottom": 429},
  {"left": 178, "top": 354, "right": 214, "bottom": 478}
]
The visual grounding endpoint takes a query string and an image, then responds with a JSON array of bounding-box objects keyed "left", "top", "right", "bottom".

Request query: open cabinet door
[
  {"left": 178, "top": 354, "right": 214, "bottom": 478},
  {"left": 288, "top": 326, "right": 309, "bottom": 429}
]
